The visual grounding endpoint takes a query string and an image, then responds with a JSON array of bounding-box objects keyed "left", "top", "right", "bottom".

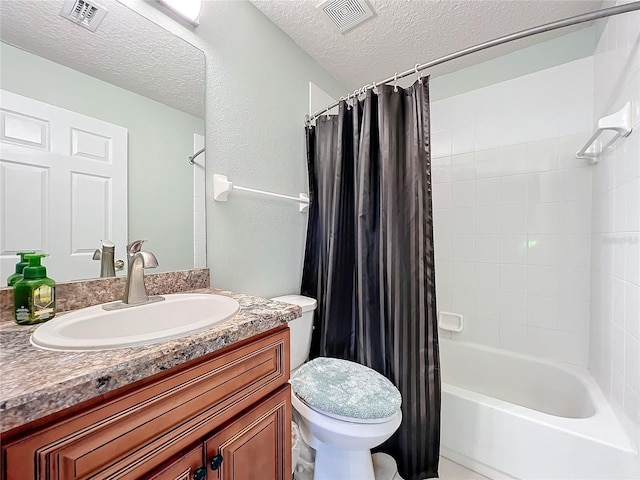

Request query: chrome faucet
[
  {"left": 92, "top": 240, "right": 124, "bottom": 277},
  {"left": 103, "top": 240, "right": 162, "bottom": 311},
  {"left": 123, "top": 240, "right": 159, "bottom": 305}
]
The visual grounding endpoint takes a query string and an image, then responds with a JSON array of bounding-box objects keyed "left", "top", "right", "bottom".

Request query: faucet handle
[{"left": 127, "top": 240, "right": 146, "bottom": 255}]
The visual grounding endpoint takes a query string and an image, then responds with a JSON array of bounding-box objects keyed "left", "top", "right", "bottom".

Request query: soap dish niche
[{"left": 438, "top": 311, "right": 464, "bottom": 332}]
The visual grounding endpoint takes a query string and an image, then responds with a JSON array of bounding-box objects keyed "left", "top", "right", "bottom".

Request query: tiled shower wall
[
  {"left": 431, "top": 57, "right": 594, "bottom": 366},
  {"left": 589, "top": 3, "right": 640, "bottom": 449}
]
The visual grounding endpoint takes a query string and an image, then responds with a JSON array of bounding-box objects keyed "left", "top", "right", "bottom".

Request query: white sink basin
[{"left": 30, "top": 294, "right": 240, "bottom": 351}]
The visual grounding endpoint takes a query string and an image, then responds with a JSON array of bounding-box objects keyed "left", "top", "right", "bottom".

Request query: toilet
[{"left": 272, "top": 295, "right": 402, "bottom": 480}]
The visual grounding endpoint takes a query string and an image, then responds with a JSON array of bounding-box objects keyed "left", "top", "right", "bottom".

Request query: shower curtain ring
[
  {"left": 372, "top": 81, "right": 377, "bottom": 94},
  {"left": 394, "top": 72, "right": 399, "bottom": 92},
  {"left": 415, "top": 63, "right": 423, "bottom": 83}
]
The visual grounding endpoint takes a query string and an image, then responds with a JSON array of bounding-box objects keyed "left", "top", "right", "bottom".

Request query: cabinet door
[
  {"left": 148, "top": 446, "right": 205, "bottom": 480},
  {"left": 204, "top": 385, "right": 291, "bottom": 480}
]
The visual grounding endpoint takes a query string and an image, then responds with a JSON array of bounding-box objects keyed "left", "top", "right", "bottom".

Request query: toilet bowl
[
  {"left": 292, "top": 389, "right": 402, "bottom": 480},
  {"left": 272, "top": 295, "right": 403, "bottom": 480}
]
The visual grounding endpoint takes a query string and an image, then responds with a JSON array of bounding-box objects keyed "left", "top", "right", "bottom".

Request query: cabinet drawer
[{"left": 4, "top": 327, "right": 289, "bottom": 480}]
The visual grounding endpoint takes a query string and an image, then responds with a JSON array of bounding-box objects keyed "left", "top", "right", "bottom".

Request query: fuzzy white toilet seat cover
[{"left": 290, "top": 357, "right": 402, "bottom": 420}]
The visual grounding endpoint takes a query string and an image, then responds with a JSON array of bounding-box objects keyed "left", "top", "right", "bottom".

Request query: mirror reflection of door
[{"left": 0, "top": 90, "right": 127, "bottom": 282}]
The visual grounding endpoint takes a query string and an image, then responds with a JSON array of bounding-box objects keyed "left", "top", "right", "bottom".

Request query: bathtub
[{"left": 439, "top": 339, "right": 638, "bottom": 479}]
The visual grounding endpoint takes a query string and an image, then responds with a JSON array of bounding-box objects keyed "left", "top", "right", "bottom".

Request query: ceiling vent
[
  {"left": 59, "top": 0, "right": 108, "bottom": 32},
  {"left": 318, "top": 0, "right": 375, "bottom": 33}
]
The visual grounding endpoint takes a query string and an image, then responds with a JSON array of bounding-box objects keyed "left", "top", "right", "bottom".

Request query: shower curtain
[{"left": 301, "top": 79, "right": 441, "bottom": 480}]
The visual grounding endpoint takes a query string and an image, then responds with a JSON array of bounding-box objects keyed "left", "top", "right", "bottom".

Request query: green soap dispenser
[
  {"left": 13, "top": 254, "right": 56, "bottom": 325},
  {"left": 7, "top": 251, "right": 36, "bottom": 286}
]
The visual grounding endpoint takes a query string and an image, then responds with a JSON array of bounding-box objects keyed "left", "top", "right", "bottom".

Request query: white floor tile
[{"left": 439, "top": 456, "right": 491, "bottom": 480}]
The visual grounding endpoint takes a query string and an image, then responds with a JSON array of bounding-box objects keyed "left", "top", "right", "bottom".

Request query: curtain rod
[{"left": 307, "top": 1, "right": 640, "bottom": 123}]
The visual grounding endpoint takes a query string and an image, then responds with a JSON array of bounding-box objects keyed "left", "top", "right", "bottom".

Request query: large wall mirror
[{"left": 0, "top": 0, "right": 206, "bottom": 283}]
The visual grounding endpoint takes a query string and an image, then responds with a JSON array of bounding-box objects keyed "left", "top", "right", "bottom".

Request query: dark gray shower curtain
[{"left": 301, "top": 79, "right": 441, "bottom": 480}]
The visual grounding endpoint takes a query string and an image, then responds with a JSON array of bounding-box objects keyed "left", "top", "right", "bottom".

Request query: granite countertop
[{"left": 0, "top": 288, "right": 301, "bottom": 434}]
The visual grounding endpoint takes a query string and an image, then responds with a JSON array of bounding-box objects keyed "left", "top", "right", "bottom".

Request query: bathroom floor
[
  {"left": 439, "top": 457, "right": 491, "bottom": 479},
  {"left": 294, "top": 454, "right": 489, "bottom": 480}
]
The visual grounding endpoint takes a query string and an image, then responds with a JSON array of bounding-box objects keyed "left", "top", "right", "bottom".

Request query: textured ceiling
[
  {"left": 251, "top": 0, "right": 603, "bottom": 92},
  {"left": 0, "top": 0, "right": 205, "bottom": 118}
]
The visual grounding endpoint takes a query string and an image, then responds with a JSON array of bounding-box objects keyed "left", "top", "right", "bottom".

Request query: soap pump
[
  {"left": 13, "top": 253, "right": 56, "bottom": 325},
  {"left": 6, "top": 251, "right": 36, "bottom": 286}
]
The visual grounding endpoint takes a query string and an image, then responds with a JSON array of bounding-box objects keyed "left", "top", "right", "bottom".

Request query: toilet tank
[{"left": 272, "top": 295, "right": 317, "bottom": 373}]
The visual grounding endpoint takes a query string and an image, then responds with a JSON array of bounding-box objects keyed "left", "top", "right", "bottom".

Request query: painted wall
[
  {"left": 430, "top": 27, "right": 597, "bottom": 101},
  {"left": 0, "top": 42, "right": 204, "bottom": 273},
  {"left": 589, "top": 2, "right": 640, "bottom": 455},
  {"left": 192, "top": 1, "right": 346, "bottom": 298},
  {"left": 431, "top": 56, "right": 594, "bottom": 366}
]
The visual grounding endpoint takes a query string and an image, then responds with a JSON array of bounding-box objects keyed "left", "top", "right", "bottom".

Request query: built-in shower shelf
[{"left": 576, "top": 101, "right": 634, "bottom": 164}]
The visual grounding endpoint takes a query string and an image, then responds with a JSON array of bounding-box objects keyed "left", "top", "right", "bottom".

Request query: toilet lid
[{"left": 290, "top": 357, "right": 402, "bottom": 421}]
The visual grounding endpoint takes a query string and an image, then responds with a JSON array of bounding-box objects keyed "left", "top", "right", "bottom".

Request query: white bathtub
[{"left": 439, "top": 339, "right": 638, "bottom": 479}]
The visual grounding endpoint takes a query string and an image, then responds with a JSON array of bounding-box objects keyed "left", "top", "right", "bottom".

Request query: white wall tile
[
  {"left": 452, "top": 207, "right": 474, "bottom": 235},
  {"left": 452, "top": 125, "right": 475, "bottom": 155},
  {"left": 475, "top": 290, "right": 499, "bottom": 320},
  {"left": 559, "top": 266, "right": 591, "bottom": 302},
  {"left": 475, "top": 178, "right": 501, "bottom": 206},
  {"left": 499, "top": 293, "right": 527, "bottom": 324},
  {"left": 475, "top": 206, "right": 500, "bottom": 235},
  {"left": 475, "top": 149, "right": 501, "bottom": 179},
  {"left": 451, "top": 153, "right": 475, "bottom": 181},
  {"left": 500, "top": 322, "right": 528, "bottom": 351},
  {"left": 501, "top": 205, "right": 528, "bottom": 234},
  {"left": 500, "top": 264, "right": 527, "bottom": 294},
  {"left": 528, "top": 234, "right": 559, "bottom": 266},
  {"left": 559, "top": 234, "right": 591, "bottom": 267},
  {"left": 500, "top": 235, "right": 528, "bottom": 264},
  {"left": 432, "top": 156, "right": 452, "bottom": 184},
  {"left": 528, "top": 265, "right": 559, "bottom": 297},
  {"left": 625, "top": 283, "right": 639, "bottom": 340},
  {"left": 474, "top": 263, "right": 500, "bottom": 291},
  {"left": 527, "top": 326, "right": 558, "bottom": 359},
  {"left": 433, "top": 183, "right": 452, "bottom": 209},
  {"left": 474, "top": 235, "right": 500, "bottom": 263},
  {"left": 560, "top": 167, "right": 592, "bottom": 202},
  {"left": 558, "top": 299, "right": 590, "bottom": 334},
  {"left": 559, "top": 200, "right": 591, "bottom": 234},
  {"left": 451, "top": 180, "right": 475, "bottom": 207},
  {"left": 431, "top": 55, "right": 598, "bottom": 371},
  {"left": 500, "top": 144, "right": 529, "bottom": 176},
  {"left": 527, "top": 170, "right": 560, "bottom": 204},
  {"left": 624, "top": 334, "right": 640, "bottom": 393},
  {"left": 557, "top": 331, "right": 589, "bottom": 365},
  {"left": 527, "top": 203, "right": 559, "bottom": 234},
  {"left": 451, "top": 287, "right": 475, "bottom": 317},
  {"left": 452, "top": 261, "right": 474, "bottom": 289},
  {"left": 432, "top": 130, "right": 452, "bottom": 159},
  {"left": 452, "top": 235, "right": 474, "bottom": 262},
  {"left": 500, "top": 175, "right": 528, "bottom": 205},
  {"left": 527, "top": 295, "right": 559, "bottom": 330}
]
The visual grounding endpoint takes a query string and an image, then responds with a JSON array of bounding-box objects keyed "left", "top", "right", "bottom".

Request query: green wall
[
  {"left": 1, "top": 42, "right": 204, "bottom": 273},
  {"left": 195, "top": 1, "right": 346, "bottom": 298},
  {"left": 431, "top": 27, "right": 597, "bottom": 100}
]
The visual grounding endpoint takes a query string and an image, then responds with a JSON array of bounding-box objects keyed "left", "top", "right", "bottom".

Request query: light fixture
[{"left": 156, "top": 0, "right": 202, "bottom": 26}]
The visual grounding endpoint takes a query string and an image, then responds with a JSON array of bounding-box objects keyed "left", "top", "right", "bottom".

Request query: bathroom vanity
[{"left": 0, "top": 280, "right": 299, "bottom": 480}]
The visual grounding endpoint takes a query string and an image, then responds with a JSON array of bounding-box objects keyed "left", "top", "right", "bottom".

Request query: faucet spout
[
  {"left": 102, "top": 240, "right": 162, "bottom": 311},
  {"left": 123, "top": 241, "right": 158, "bottom": 305}
]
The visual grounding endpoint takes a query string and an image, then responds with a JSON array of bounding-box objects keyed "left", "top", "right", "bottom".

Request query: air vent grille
[
  {"left": 318, "top": 0, "right": 375, "bottom": 33},
  {"left": 59, "top": 0, "right": 108, "bottom": 32}
]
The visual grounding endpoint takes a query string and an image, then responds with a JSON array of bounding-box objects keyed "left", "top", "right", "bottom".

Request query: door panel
[
  {"left": 204, "top": 385, "right": 291, "bottom": 480},
  {"left": 0, "top": 90, "right": 127, "bottom": 282}
]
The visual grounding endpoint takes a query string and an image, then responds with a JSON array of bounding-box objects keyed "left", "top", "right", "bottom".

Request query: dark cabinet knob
[
  {"left": 210, "top": 454, "right": 224, "bottom": 471},
  {"left": 194, "top": 467, "right": 207, "bottom": 480}
]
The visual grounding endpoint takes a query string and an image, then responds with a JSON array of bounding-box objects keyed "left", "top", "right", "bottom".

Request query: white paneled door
[{"left": 0, "top": 90, "right": 127, "bottom": 282}]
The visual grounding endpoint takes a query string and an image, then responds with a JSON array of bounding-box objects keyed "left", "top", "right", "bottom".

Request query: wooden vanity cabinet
[{"left": 1, "top": 326, "right": 291, "bottom": 480}]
